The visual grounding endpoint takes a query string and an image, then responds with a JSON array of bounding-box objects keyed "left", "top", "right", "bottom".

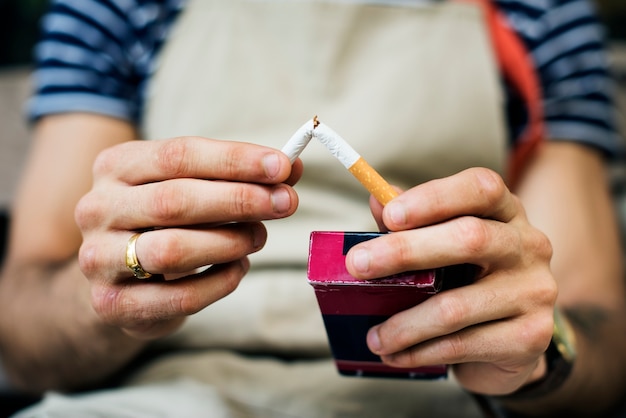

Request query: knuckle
[
  {"left": 378, "top": 315, "right": 414, "bottom": 349},
  {"left": 92, "top": 146, "right": 120, "bottom": 178},
  {"left": 533, "top": 326, "right": 554, "bottom": 355},
  {"left": 219, "top": 144, "right": 248, "bottom": 179},
  {"left": 436, "top": 293, "right": 468, "bottom": 328},
  {"left": 90, "top": 284, "right": 124, "bottom": 325},
  {"left": 220, "top": 263, "right": 246, "bottom": 295},
  {"left": 518, "top": 314, "right": 554, "bottom": 355},
  {"left": 220, "top": 233, "right": 249, "bottom": 259},
  {"left": 438, "top": 333, "right": 468, "bottom": 364},
  {"left": 510, "top": 193, "right": 526, "bottom": 214},
  {"left": 471, "top": 167, "right": 507, "bottom": 206},
  {"left": 230, "top": 185, "right": 258, "bottom": 218},
  {"left": 171, "top": 285, "right": 203, "bottom": 316},
  {"left": 530, "top": 229, "right": 553, "bottom": 261},
  {"left": 537, "top": 313, "right": 556, "bottom": 349},
  {"left": 533, "top": 272, "right": 558, "bottom": 305},
  {"left": 155, "top": 138, "right": 192, "bottom": 177},
  {"left": 77, "top": 240, "right": 101, "bottom": 277},
  {"left": 455, "top": 216, "right": 490, "bottom": 257},
  {"left": 222, "top": 273, "right": 241, "bottom": 295},
  {"left": 150, "top": 183, "right": 187, "bottom": 223},
  {"left": 74, "top": 192, "right": 104, "bottom": 230},
  {"left": 387, "top": 235, "right": 416, "bottom": 272},
  {"left": 149, "top": 233, "right": 185, "bottom": 271}
]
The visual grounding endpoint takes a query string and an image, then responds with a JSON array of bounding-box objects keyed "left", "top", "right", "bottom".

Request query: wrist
[
  {"left": 506, "top": 307, "right": 577, "bottom": 399},
  {"left": 473, "top": 307, "right": 578, "bottom": 417}
]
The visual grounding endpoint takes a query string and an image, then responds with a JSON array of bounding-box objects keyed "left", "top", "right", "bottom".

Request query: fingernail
[
  {"left": 263, "top": 153, "right": 281, "bottom": 179},
  {"left": 367, "top": 327, "right": 382, "bottom": 354},
  {"left": 387, "top": 202, "right": 407, "bottom": 226},
  {"left": 351, "top": 248, "right": 371, "bottom": 274},
  {"left": 271, "top": 187, "right": 291, "bottom": 214}
]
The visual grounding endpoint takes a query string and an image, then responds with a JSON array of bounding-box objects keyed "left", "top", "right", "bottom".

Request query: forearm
[
  {"left": 499, "top": 141, "right": 626, "bottom": 415},
  {"left": 0, "top": 258, "right": 146, "bottom": 394},
  {"left": 0, "top": 114, "right": 143, "bottom": 393},
  {"left": 499, "top": 304, "right": 626, "bottom": 416}
]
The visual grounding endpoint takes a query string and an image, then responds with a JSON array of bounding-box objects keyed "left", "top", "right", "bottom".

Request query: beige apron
[
  {"left": 15, "top": 1, "right": 507, "bottom": 417},
  {"left": 144, "top": 0, "right": 505, "bottom": 348},
  {"left": 129, "top": 2, "right": 506, "bottom": 417}
]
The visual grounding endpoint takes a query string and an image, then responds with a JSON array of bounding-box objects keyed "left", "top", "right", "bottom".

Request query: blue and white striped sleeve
[
  {"left": 28, "top": 0, "right": 140, "bottom": 122},
  {"left": 27, "top": 0, "right": 182, "bottom": 124},
  {"left": 505, "top": 0, "right": 624, "bottom": 157}
]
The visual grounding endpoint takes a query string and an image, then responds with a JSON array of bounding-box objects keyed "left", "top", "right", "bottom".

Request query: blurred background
[
  {"left": 0, "top": 0, "right": 47, "bottom": 67},
  {"left": 597, "top": 0, "right": 626, "bottom": 41}
]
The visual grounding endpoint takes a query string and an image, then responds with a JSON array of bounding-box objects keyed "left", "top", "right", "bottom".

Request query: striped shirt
[{"left": 27, "top": 0, "right": 624, "bottom": 157}]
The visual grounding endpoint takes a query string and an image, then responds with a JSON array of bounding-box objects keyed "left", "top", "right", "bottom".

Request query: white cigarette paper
[
  {"left": 281, "top": 118, "right": 316, "bottom": 164},
  {"left": 282, "top": 117, "right": 399, "bottom": 206},
  {"left": 312, "top": 123, "right": 360, "bottom": 169}
]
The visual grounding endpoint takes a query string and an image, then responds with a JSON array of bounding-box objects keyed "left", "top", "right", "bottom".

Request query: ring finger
[{"left": 80, "top": 222, "right": 267, "bottom": 283}]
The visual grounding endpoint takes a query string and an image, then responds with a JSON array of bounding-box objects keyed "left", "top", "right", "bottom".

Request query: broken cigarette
[
  {"left": 281, "top": 117, "right": 318, "bottom": 164},
  {"left": 281, "top": 117, "right": 399, "bottom": 206}
]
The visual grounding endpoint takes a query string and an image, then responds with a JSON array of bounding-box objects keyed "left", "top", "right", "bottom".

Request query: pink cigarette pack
[{"left": 307, "top": 231, "right": 475, "bottom": 379}]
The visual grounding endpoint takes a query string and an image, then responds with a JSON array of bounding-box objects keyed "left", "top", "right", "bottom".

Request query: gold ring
[{"left": 125, "top": 232, "right": 153, "bottom": 279}]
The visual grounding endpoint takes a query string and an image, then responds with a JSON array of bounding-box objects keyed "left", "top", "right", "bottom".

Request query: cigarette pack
[{"left": 307, "top": 231, "right": 475, "bottom": 380}]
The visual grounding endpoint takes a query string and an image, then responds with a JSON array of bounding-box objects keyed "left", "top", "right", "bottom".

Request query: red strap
[{"left": 459, "top": 0, "right": 545, "bottom": 188}]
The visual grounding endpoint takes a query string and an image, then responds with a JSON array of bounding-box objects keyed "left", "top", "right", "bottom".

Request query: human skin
[
  {"left": 0, "top": 113, "right": 302, "bottom": 390},
  {"left": 345, "top": 142, "right": 626, "bottom": 415},
  {"left": 1, "top": 113, "right": 625, "bottom": 416}
]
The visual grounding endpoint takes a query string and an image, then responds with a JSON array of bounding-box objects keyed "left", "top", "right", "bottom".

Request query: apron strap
[{"left": 461, "top": 0, "right": 545, "bottom": 188}]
